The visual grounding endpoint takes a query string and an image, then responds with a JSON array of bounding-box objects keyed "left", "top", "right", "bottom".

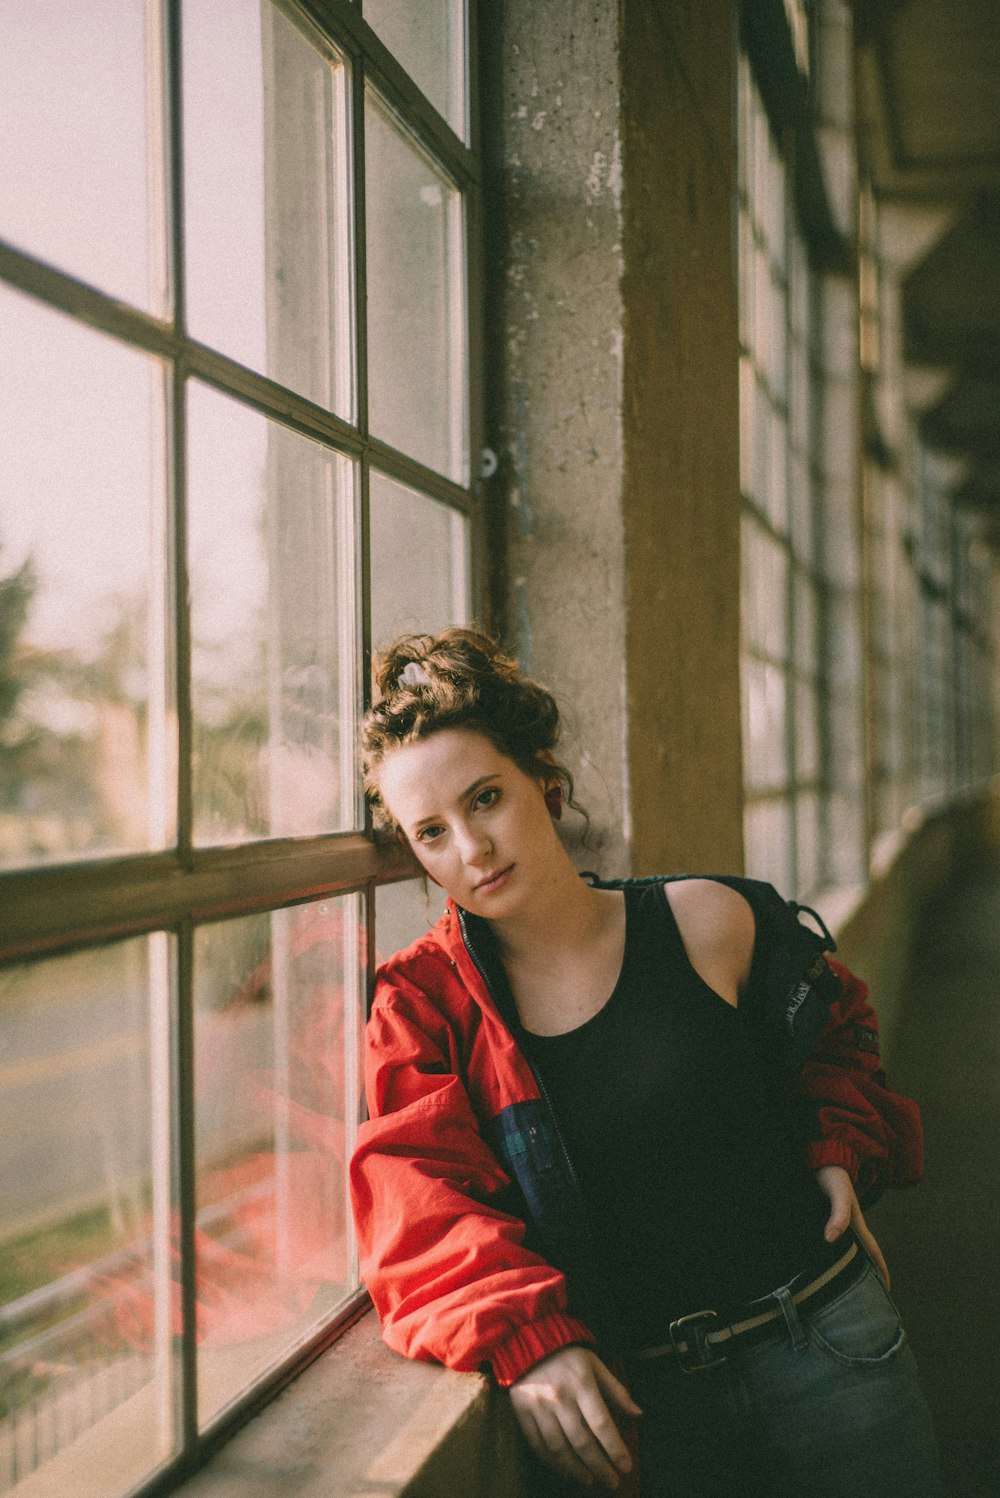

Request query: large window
[
  {"left": 740, "top": 19, "right": 997, "bottom": 899},
  {"left": 738, "top": 55, "right": 831, "bottom": 897},
  {"left": 0, "top": 3, "right": 477, "bottom": 1494},
  {"left": 737, "top": 38, "right": 867, "bottom": 900}
]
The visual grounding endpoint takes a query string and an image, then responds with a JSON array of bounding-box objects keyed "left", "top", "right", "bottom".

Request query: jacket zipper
[{"left": 455, "top": 911, "right": 586, "bottom": 1201}]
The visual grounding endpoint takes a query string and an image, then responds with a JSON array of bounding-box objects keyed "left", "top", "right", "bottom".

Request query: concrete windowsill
[{"left": 175, "top": 1311, "right": 505, "bottom": 1498}]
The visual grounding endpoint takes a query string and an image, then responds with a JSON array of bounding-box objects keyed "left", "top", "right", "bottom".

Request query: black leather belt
[{"left": 631, "top": 1240, "right": 864, "bottom": 1373}]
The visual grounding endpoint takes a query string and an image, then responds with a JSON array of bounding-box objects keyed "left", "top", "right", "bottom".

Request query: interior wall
[
  {"left": 482, "top": 0, "right": 744, "bottom": 879},
  {"left": 833, "top": 788, "right": 1000, "bottom": 1060},
  {"left": 481, "top": 0, "right": 631, "bottom": 875}
]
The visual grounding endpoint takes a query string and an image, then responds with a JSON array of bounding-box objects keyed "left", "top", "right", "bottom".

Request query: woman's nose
[{"left": 456, "top": 822, "right": 492, "bottom": 864}]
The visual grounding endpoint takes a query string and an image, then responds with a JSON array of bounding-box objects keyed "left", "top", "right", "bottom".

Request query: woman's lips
[{"left": 475, "top": 865, "right": 514, "bottom": 894}]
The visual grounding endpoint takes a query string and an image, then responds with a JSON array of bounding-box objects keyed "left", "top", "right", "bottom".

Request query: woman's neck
[{"left": 488, "top": 855, "right": 620, "bottom": 970}]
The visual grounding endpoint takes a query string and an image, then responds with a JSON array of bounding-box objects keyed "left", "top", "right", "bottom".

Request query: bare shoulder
[{"left": 664, "top": 878, "right": 756, "bottom": 1006}]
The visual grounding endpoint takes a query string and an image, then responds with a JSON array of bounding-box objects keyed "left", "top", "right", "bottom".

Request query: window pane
[
  {"left": 741, "top": 518, "right": 788, "bottom": 663},
  {"left": 743, "top": 798, "right": 794, "bottom": 893},
  {"left": 183, "top": 0, "right": 353, "bottom": 416},
  {"left": 193, "top": 895, "right": 364, "bottom": 1426},
  {"left": 0, "top": 285, "right": 173, "bottom": 869},
  {"left": 742, "top": 658, "right": 789, "bottom": 793},
  {"left": 187, "top": 382, "right": 358, "bottom": 844},
  {"left": 370, "top": 473, "right": 469, "bottom": 646},
  {"left": 0, "top": 1, "right": 166, "bottom": 313},
  {"left": 795, "top": 790, "right": 822, "bottom": 898},
  {"left": 364, "top": 0, "right": 467, "bottom": 137},
  {"left": 375, "top": 879, "right": 446, "bottom": 962},
  {"left": 0, "top": 936, "right": 176, "bottom": 1497},
  {"left": 365, "top": 92, "right": 468, "bottom": 481}
]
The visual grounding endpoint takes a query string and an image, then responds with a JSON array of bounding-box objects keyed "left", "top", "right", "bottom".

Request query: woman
[{"left": 349, "top": 628, "right": 940, "bottom": 1496}]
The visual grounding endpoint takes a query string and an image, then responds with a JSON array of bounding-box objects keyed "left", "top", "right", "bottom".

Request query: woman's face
[{"left": 375, "top": 727, "right": 561, "bottom": 918}]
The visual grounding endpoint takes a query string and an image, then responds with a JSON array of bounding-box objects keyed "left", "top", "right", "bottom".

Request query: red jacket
[{"left": 349, "top": 878, "right": 922, "bottom": 1387}]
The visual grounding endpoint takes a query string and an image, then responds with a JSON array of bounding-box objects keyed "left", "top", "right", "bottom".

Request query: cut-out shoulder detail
[{"left": 662, "top": 878, "right": 756, "bottom": 1008}]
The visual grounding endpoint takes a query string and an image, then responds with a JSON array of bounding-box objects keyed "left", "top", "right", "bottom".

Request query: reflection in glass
[
  {"left": 365, "top": 92, "right": 468, "bottom": 480},
  {"left": 0, "top": 1, "right": 166, "bottom": 313},
  {"left": 0, "top": 937, "right": 175, "bottom": 1497},
  {"left": 374, "top": 879, "right": 446, "bottom": 965},
  {"left": 193, "top": 896, "right": 364, "bottom": 1425},
  {"left": 187, "top": 382, "right": 357, "bottom": 844},
  {"left": 0, "top": 285, "right": 173, "bottom": 870},
  {"left": 370, "top": 473, "right": 469, "bottom": 647},
  {"left": 364, "top": 0, "right": 466, "bottom": 137},
  {"left": 184, "top": 0, "right": 353, "bottom": 416}
]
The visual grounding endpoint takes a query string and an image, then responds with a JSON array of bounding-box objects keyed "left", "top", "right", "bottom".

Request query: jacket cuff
[
  {"left": 804, "top": 1138, "right": 861, "bottom": 1181},
  {"left": 490, "top": 1313, "right": 596, "bottom": 1387}
]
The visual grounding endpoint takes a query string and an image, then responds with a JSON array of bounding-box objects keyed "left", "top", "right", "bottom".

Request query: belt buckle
[{"left": 669, "top": 1309, "right": 723, "bottom": 1372}]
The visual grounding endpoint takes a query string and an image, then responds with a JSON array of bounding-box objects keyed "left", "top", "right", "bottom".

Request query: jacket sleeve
[
  {"left": 349, "top": 974, "right": 595, "bottom": 1386},
  {"left": 795, "top": 957, "right": 924, "bottom": 1205}
]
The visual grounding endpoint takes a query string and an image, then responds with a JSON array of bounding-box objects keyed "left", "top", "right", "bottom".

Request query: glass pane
[
  {"left": 193, "top": 895, "right": 364, "bottom": 1425},
  {"left": 0, "top": 285, "right": 173, "bottom": 869},
  {"left": 0, "top": 1, "right": 166, "bottom": 313},
  {"left": 370, "top": 473, "right": 469, "bottom": 647},
  {"left": 793, "top": 571, "right": 818, "bottom": 676},
  {"left": 743, "top": 797, "right": 794, "bottom": 894},
  {"left": 742, "top": 658, "right": 789, "bottom": 793},
  {"left": 0, "top": 937, "right": 176, "bottom": 1498},
  {"left": 375, "top": 879, "right": 446, "bottom": 962},
  {"left": 740, "top": 521, "right": 788, "bottom": 665},
  {"left": 795, "top": 791, "right": 822, "bottom": 899},
  {"left": 184, "top": 0, "right": 353, "bottom": 417},
  {"left": 795, "top": 676, "right": 820, "bottom": 781},
  {"left": 365, "top": 91, "right": 468, "bottom": 481},
  {"left": 738, "top": 357, "right": 756, "bottom": 500},
  {"left": 187, "top": 382, "right": 358, "bottom": 844},
  {"left": 364, "top": 0, "right": 466, "bottom": 136}
]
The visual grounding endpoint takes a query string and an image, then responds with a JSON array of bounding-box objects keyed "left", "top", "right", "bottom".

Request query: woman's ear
[{"left": 543, "top": 780, "right": 563, "bottom": 821}]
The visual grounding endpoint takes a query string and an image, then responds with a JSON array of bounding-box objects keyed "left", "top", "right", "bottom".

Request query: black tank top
[{"left": 518, "top": 880, "right": 841, "bottom": 1350}]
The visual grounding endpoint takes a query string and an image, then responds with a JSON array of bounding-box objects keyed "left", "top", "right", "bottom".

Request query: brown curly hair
[{"left": 362, "top": 627, "right": 583, "bottom": 831}]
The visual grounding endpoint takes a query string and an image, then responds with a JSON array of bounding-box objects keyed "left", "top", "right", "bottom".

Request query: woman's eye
[
  {"left": 475, "top": 787, "right": 500, "bottom": 810},
  {"left": 417, "top": 824, "right": 444, "bottom": 843}
]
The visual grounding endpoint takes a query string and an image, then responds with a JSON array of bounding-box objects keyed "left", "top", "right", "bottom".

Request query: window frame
[
  {"left": 0, "top": 0, "right": 482, "bottom": 1491},
  {"left": 738, "top": 51, "right": 832, "bottom": 898}
]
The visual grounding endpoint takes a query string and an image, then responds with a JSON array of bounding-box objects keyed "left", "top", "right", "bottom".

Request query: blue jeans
[{"left": 627, "top": 1257, "right": 942, "bottom": 1497}]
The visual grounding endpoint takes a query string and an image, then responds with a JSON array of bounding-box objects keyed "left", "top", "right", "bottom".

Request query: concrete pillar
[
  {"left": 484, "top": 0, "right": 743, "bottom": 877},
  {"left": 619, "top": 2, "right": 743, "bottom": 876}
]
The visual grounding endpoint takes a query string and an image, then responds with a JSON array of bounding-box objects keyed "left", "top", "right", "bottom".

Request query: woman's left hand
[{"left": 813, "top": 1164, "right": 890, "bottom": 1289}]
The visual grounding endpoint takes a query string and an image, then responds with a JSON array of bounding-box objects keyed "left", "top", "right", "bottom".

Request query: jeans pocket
[{"left": 806, "top": 1262, "right": 907, "bottom": 1367}]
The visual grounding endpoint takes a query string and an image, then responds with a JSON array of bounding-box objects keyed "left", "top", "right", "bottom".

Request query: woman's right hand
[{"left": 508, "top": 1345, "right": 641, "bottom": 1490}]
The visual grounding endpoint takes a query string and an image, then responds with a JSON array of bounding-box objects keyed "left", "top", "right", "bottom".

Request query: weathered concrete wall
[
  {"left": 483, "top": 0, "right": 743, "bottom": 878},
  {"left": 483, "top": 0, "right": 631, "bottom": 874},
  {"left": 620, "top": 1, "right": 744, "bottom": 876}
]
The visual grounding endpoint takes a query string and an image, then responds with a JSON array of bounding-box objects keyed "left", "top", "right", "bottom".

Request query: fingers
[
  {"left": 592, "top": 1358, "right": 643, "bottom": 1419},
  {"left": 509, "top": 1347, "right": 639, "bottom": 1491},
  {"left": 575, "top": 1388, "right": 634, "bottom": 1482},
  {"left": 816, "top": 1166, "right": 852, "bottom": 1242},
  {"left": 850, "top": 1203, "right": 891, "bottom": 1290},
  {"left": 517, "top": 1405, "right": 599, "bottom": 1489},
  {"left": 514, "top": 1396, "right": 626, "bottom": 1491},
  {"left": 823, "top": 1204, "right": 850, "bottom": 1241}
]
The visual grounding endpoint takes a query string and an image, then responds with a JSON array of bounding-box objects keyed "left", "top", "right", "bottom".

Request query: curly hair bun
[
  {"left": 374, "top": 636, "right": 436, "bottom": 697},
  {"left": 362, "top": 627, "right": 577, "bottom": 829}
]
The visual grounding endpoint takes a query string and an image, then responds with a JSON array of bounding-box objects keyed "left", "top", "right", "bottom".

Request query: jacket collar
[{"left": 432, "top": 897, "right": 524, "bottom": 1036}]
